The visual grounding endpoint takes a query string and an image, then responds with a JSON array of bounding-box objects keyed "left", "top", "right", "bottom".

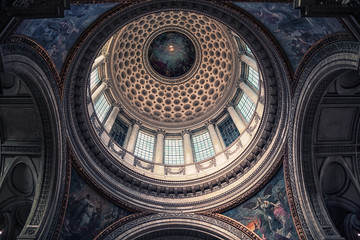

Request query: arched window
[
  {"left": 164, "top": 138, "right": 184, "bottom": 165},
  {"left": 134, "top": 131, "right": 155, "bottom": 161},
  {"left": 192, "top": 131, "right": 215, "bottom": 161}
]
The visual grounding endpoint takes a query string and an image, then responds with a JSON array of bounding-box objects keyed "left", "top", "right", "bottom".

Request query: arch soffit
[
  {"left": 288, "top": 40, "right": 360, "bottom": 240},
  {"left": 0, "top": 40, "right": 67, "bottom": 240}
]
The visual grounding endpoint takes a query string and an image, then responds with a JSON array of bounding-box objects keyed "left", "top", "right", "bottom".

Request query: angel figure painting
[{"left": 223, "top": 167, "right": 298, "bottom": 240}]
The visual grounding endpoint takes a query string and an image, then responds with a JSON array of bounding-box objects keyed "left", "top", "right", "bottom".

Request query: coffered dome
[{"left": 108, "top": 11, "right": 237, "bottom": 128}]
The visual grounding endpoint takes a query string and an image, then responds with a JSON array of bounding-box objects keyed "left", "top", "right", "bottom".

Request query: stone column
[
  {"left": 206, "top": 121, "right": 223, "bottom": 154},
  {"left": 92, "top": 81, "right": 107, "bottom": 104},
  {"left": 154, "top": 129, "right": 165, "bottom": 164},
  {"left": 126, "top": 121, "right": 140, "bottom": 153},
  {"left": 92, "top": 54, "right": 105, "bottom": 70},
  {"left": 104, "top": 105, "right": 120, "bottom": 133},
  {"left": 239, "top": 81, "right": 258, "bottom": 103},
  {"left": 228, "top": 105, "right": 246, "bottom": 133},
  {"left": 182, "top": 129, "right": 194, "bottom": 164},
  {"left": 241, "top": 54, "right": 258, "bottom": 71}
]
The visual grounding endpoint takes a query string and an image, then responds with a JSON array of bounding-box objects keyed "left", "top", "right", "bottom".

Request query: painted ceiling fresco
[
  {"left": 232, "top": 2, "right": 346, "bottom": 72},
  {"left": 14, "top": 3, "right": 346, "bottom": 74},
  {"left": 15, "top": 4, "right": 118, "bottom": 72},
  {"left": 223, "top": 167, "right": 298, "bottom": 240},
  {"left": 60, "top": 168, "right": 131, "bottom": 240},
  {"left": 148, "top": 31, "right": 196, "bottom": 78}
]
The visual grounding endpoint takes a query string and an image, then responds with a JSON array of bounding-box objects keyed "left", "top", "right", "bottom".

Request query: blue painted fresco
[
  {"left": 232, "top": 3, "right": 345, "bottom": 72},
  {"left": 15, "top": 4, "right": 118, "bottom": 72},
  {"left": 148, "top": 31, "right": 196, "bottom": 78},
  {"left": 60, "top": 168, "right": 131, "bottom": 240},
  {"left": 223, "top": 167, "right": 298, "bottom": 240}
]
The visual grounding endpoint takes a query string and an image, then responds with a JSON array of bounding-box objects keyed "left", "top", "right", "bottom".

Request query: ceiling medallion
[{"left": 144, "top": 27, "right": 201, "bottom": 85}]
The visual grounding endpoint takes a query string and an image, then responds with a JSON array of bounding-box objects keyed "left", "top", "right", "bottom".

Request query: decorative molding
[
  {"left": 94, "top": 212, "right": 152, "bottom": 240},
  {"left": 97, "top": 212, "right": 261, "bottom": 240},
  {"left": 1, "top": 145, "right": 41, "bottom": 155},
  {"left": 134, "top": 158, "right": 154, "bottom": 172},
  {"left": 224, "top": 139, "right": 243, "bottom": 159},
  {"left": 293, "top": 32, "right": 354, "bottom": 96},
  {"left": 108, "top": 140, "right": 126, "bottom": 159},
  {"left": 164, "top": 166, "right": 185, "bottom": 175},
  {"left": 195, "top": 158, "right": 216, "bottom": 173},
  {"left": 8, "top": 35, "right": 61, "bottom": 97},
  {"left": 283, "top": 149, "right": 307, "bottom": 240},
  {"left": 52, "top": 141, "right": 72, "bottom": 240}
]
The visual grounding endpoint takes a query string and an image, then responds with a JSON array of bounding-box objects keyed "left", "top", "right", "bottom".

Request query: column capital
[
  {"left": 226, "top": 102, "right": 236, "bottom": 108},
  {"left": 131, "top": 119, "right": 142, "bottom": 127},
  {"left": 181, "top": 129, "right": 191, "bottom": 136},
  {"left": 113, "top": 101, "right": 123, "bottom": 110},
  {"left": 204, "top": 119, "right": 215, "bottom": 127},
  {"left": 156, "top": 129, "right": 166, "bottom": 136}
]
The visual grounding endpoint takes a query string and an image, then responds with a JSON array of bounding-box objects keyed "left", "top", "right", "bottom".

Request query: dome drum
[{"left": 64, "top": 0, "right": 291, "bottom": 212}]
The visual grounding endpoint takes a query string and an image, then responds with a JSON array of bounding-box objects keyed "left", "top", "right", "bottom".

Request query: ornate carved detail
[
  {"left": 246, "top": 112, "right": 261, "bottom": 135},
  {"left": 283, "top": 150, "right": 307, "bottom": 240},
  {"left": 165, "top": 166, "right": 185, "bottom": 175},
  {"left": 108, "top": 140, "right": 126, "bottom": 159},
  {"left": 224, "top": 139, "right": 243, "bottom": 159},
  {"left": 156, "top": 128, "right": 166, "bottom": 136},
  {"left": 204, "top": 119, "right": 215, "bottom": 128},
  {"left": 134, "top": 158, "right": 154, "bottom": 172},
  {"left": 293, "top": 33, "right": 353, "bottom": 96},
  {"left": 1, "top": 145, "right": 41, "bottom": 154},
  {"left": 181, "top": 129, "right": 191, "bottom": 136},
  {"left": 53, "top": 141, "right": 72, "bottom": 240},
  {"left": 195, "top": 158, "right": 216, "bottom": 173}
]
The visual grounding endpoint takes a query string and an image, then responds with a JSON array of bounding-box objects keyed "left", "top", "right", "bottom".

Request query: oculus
[{"left": 148, "top": 31, "right": 196, "bottom": 78}]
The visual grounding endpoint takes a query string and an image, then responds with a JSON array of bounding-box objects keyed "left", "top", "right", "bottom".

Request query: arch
[
  {"left": 95, "top": 213, "right": 261, "bottom": 240},
  {"left": 0, "top": 40, "right": 66, "bottom": 239},
  {"left": 288, "top": 40, "right": 360, "bottom": 239}
]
